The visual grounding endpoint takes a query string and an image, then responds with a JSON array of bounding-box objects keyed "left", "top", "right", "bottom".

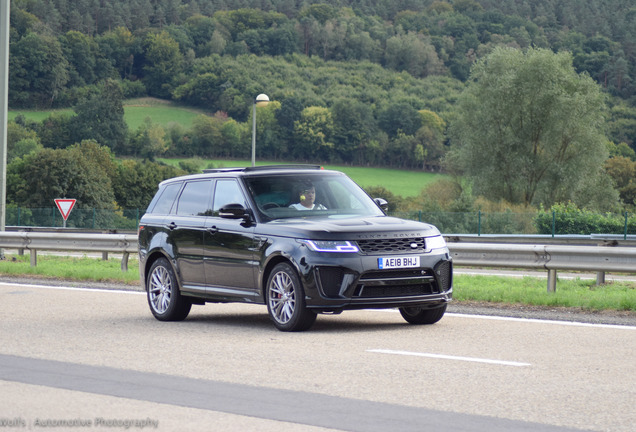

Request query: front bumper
[{"left": 297, "top": 249, "right": 453, "bottom": 312}]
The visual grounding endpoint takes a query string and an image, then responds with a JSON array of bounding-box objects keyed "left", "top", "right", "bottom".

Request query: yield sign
[{"left": 54, "top": 199, "right": 76, "bottom": 221}]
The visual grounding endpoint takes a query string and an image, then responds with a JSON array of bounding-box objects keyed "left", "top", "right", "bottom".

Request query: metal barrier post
[
  {"left": 596, "top": 272, "right": 605, "bottom": 285},
  {"left": 478, "top": 211, "right": 481, "bottom": 236},
  {"left": 547, "top": 269, "right": 557, "bottom": 292},
  {"left": 552, "top": 211, "right": 556, "bottom": 237}
]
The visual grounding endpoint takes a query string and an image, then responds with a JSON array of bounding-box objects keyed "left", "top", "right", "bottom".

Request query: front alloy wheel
[
  {"left": 266, "top": 263, "right": 316, "bottom": 332},
  {"left": 147, "top": 257, "right": 191, "bottom": 321}
]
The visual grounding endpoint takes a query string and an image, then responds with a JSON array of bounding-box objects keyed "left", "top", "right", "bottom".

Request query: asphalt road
[{"left": 0, "top": 281, "right": 635, "bottom": 432}]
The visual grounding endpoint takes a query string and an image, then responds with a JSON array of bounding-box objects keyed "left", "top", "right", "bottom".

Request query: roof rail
[
  {"left": 201, "top": 167, "right": 245, "bottom": 173},
  {"left": 202, "top": 164, "right": 322, "bottom": 174},
  {"left": 245, "top": 164, "right": 322, "bottom": 171}
]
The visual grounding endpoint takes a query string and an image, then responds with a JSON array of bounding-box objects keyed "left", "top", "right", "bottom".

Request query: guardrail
[
  {"left": 0, "top": 231, "right": 633, "bottom": 292},
  {"left": 0, "top": 231, "right": 138, "bottom": 271},
  {"left": 448, "top": 242, "right": 636, "bottom": 292},
  {"left": 445, "top": 233, "right": 636, "bottom": 247}
]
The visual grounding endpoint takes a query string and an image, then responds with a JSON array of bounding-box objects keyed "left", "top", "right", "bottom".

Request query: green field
[
  {"left": 8, "top": 108, "right": 74, "bottom": 123},
  {"left": 121, "top": 98, "right": 206, "bottom": 129},
  {"left": 8, "top": 97, "right": 205, "bottom": 130},
  {"left": 160, "top": 158, "right": 446, "bottom": 197}
]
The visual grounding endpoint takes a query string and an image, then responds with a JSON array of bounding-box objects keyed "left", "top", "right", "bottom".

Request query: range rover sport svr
[{"left": 138, "top": 165, "right": 452, "bottom": 331}]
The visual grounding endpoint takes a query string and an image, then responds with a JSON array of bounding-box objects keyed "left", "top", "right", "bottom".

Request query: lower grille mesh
[
  {"left": 356, "top": 284, "right": 436, "bottom": 298},
  {"left": 435, "top": 260, "right": 452, "bottom": 292},
  {"left": 317, "top": 267, "right": 346, "bottom": 297}
]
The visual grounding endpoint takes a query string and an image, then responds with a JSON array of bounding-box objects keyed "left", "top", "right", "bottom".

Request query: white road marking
[
  {"left": 367, "top": 349, "right": 531, "bottom": 367},
  {"left": 447, "top": 312, "right": 636, "bottom": 330},
  {"left": 0, "top": 281, "right": 144, "bottom": 295},
  {"left": 1, "top": 281, "right": 634, "bottom": 330},
  {"left": 376, "top": 309, "right": 636, "bottom": 330}
]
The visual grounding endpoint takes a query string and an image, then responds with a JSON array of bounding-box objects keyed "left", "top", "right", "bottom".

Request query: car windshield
[{"left": 244, "top": 172, "right": 385, "bottom": 221}]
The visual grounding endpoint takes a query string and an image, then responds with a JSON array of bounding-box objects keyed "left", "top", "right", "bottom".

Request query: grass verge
[
  {"left": 454, "top": 275, "right": 636, "bottom": 312},
  {"left": 0, "top": 254, "right": 140, "bottom": 286},
  {"left": 1, "top": 254, "right": 635, "bottom": 312}
]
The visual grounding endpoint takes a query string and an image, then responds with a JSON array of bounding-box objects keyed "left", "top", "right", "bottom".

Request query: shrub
[{"left": 535, "top": 202, "right": 636, "bottom": 235}]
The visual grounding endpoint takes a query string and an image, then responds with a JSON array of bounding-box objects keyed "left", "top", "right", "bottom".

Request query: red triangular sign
[{"left": 55, "top": 199, "right": 76, "bottom": 220}]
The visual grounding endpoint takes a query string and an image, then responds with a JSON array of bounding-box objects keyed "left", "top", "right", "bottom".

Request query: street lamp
[
  {"left": 0, "top": 0, "right": 10, "bottom": 259},
  {"left": 251, "top": 93, "right": 270, "bottom": 167}
]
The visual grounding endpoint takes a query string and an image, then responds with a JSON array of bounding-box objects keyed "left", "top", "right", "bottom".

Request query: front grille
[{"left": 356, "top": 237, "right": 426, "bottom": 254}]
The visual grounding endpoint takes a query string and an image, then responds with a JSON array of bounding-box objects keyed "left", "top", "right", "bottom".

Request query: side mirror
[
  {"left": 374, "top": 198, "right": 389, "bottom": 214},
  {"left": 219, "top": 203, "right": 250, "bottom": 220}
]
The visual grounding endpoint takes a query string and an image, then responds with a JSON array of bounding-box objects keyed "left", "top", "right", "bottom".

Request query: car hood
[{"left": 256, "top": 216, "right": 441, "bottom": 240}]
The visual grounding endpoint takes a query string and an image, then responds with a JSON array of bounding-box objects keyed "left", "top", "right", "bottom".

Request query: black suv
[{"left": 138, "top": 165, "right": 452, "bottom": 331}]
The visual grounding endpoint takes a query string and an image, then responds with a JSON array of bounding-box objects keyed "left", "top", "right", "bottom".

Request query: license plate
[{"left": 377, "top": 256, "right": 420, "bottom": 269}]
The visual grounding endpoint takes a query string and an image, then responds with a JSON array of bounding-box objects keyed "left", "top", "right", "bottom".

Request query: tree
[
  {"left": 9, "top": 32, "right": 70, "bottom": 107},
  {"left": 7, "top": 143, "right": 116, "bottom": 210},
  {"left": 172, "top": 72, "right": 222, "bottom": 108},
  {"left": 190, "top": 114, "right": 225, "bottom": 156},
  {"left": 60, "top": 30, "right": 100, "bottom": 87},
  {"left": 293, "top": 106, "right": 335, "bottom": 161},
  {"left": 378, "top": 101, "right": 421, "bottom": 138},
  {"left": 416, "top": 109, "right": 447, "bottom": 170},
  {"left": 331, "top": 98, "right": 376, "bottom": 163},
  {"left": 384, "top": 31, "right": 444, "bottom": 78},
  {"left": 142, "top": 30, "right": 183, "bottom": 98},
  {"left": 72, "top": 79, "right": 128, "bottom": 152},
  {"left": 448, "top": 47, "right": 616, "bottom": 210},
  {"left": 605, "top": 156, "right": 636, "bottom": 205},
  {"left": 96, "top": 27, "right": 139, "bottom": 80},
  {"left": 7, "top": 122, "right": 42, "bottom": 162},
  {"left": 36, "top": 112, "right": 75, "bottom": 149},
  {"left": 129, "top": 119, "right": 169, "bottom": 160},
  {"left": 184, "top": 14, "right": 217, "bottom": 56},
  {"left": 112, "top": 160, "right": 185, "bottom": 210},
  {"left": 276, "top": 97, "right": 304, "bottom": 157}
]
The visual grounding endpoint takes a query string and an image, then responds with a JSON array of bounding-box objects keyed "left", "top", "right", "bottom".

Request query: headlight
[
  {"left": 426, "top": 235, "right": 447, "bottom": 250},
  {"left": 300, "top": 240, "right": 359, "bottom": 253}
]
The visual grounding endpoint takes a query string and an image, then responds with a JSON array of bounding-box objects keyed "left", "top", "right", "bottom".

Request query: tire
[
  {"left": 399, "top": 304, "right": 447, "bottom": 325},
  {"left": 266, "top": 262, "right": 317, "bottom": 332},
  {"left": 147, "top": 257, "right": 192, "bottom": 321}
]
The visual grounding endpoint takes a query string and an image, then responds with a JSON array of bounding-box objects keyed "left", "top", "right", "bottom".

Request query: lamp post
[
  {"left": 251, "top": 93, "right": 270, "bottom": 167},
  {"left": 0, "top": 0, "right": 10, "bottom": 259}
]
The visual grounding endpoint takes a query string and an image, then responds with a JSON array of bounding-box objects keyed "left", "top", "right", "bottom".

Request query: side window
[
  {"left": 213, "top": 179, "right": 246, "bottom": 215},
  {"left": 176, "top": 180, "right": 214, "bottom": 216},
  {"left": 149, "top": 183, "right": 181, "bottom": 215}
]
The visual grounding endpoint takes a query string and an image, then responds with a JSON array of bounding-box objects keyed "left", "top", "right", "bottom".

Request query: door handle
[
  {"left": 167, "top": 222, "right": 177, "bottom": 230},
  {"left": 207, "top": 226, "right": 218, "bottom": 234}
]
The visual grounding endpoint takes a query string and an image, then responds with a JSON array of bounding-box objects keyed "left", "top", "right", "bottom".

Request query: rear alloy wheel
[
  {"left": 266, "top": 262, "right": 317, "bottom": 332},
  {"left": 399, "top": 304, "right": 447, "bottom": 325},
  {"left": 147, "top": 257, "right": 192, "bottom": 321}
]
